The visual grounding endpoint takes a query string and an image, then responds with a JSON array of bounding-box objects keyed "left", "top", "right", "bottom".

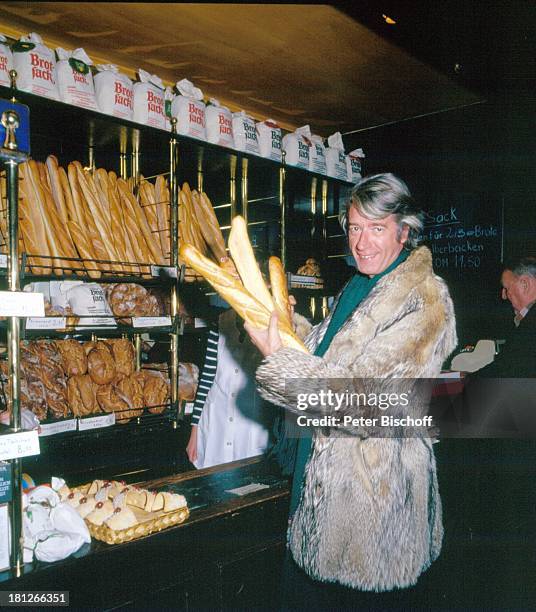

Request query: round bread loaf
[
  {"left": 56, "top": 339, "right": 87, "bottom": 376},
  {"left": 87, "top": 343, "right": 116, "bottom": 385},
  {"left": 109, "top": 283, "right": 160, "bottom": 318},
  {"left": 138, "top": 369, "right": 169, "bottom": 414},
  {"left": 68, "top": 374, "right": 97, "bottom": 416},
  {"left": 108, "top": 338, "right": 135, "bottom": 379}
]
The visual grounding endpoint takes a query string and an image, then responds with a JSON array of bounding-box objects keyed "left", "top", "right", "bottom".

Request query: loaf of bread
[
  {"left": 136, "top": 369, "right": 169, "bottom": 414},
  {"left": 179, "top": 243, "right": 308, "bottom": 353},
  {"left": 107, "top": 338, "right": 135, "bottom": 379},
  {"left": 87, "top": 343, "right": 116, "bottom": 385},
  {"left": 228, "top": 215, "right": 275, "bottom": 313},
  {"left": 269, "top": 256, "right": 292, "bottom": 328},
  {"left": 108, "top": 283, "right": 160, "bottom": 318},
  {"left": 178, "top": 362, "right": 199, "bottom": 402},
  {"left": 56, "top": 339, "right": 88, "bottom": 377},
  {"left": 67, "top": 374, "right": 98, "bottom": 416}
]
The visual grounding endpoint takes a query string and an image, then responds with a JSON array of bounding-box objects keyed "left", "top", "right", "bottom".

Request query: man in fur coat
[{"left": 246, "top": 174, "right": 457, "bottom": 601}]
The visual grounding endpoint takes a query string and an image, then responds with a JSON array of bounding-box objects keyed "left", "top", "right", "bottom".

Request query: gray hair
[
  {"left": 339, "top": 173, "right": 424, "bottom": 249},
  {"left": 506, "top": 256, "right": 536, "bottom": 279}
]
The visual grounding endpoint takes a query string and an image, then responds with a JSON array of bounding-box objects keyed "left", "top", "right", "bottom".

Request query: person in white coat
[{"left": 186, "top": 308, "right": 275, "bottom": 469}]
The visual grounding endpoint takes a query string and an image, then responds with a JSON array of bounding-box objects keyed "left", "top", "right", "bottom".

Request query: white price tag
[
  {"left": 132, "top": 316, "right": 172, "bottom": 328},
  {"left": 26, "top": 317, "right": 67, "bottom": 330},
  {"left": 39, "top": 419, "right": 77, "bottom": 437},
  {"left": 194, "top": 318, "right": 208, "bottom": 328},
  {"left": 184, "top": 402, "right": 194, "bottom": 415},
  {"left": 226, "top": 483, "right": 270, "bottom": 496},
  {"left": 0, "top": 430, "right": 40, "bottom": 461},
  {"left": 0, "top": 254, "right": 7, "bottom": 269},
  {"left": 0, "top": 505, "right": 8, "bottom": 571},
  {"left": 78, "top": 413, "right": 116, "bottom": 431},
  {"left": 151, "top": 265, "right": 177, "bottom": 279},
  {"left": 0, "top": 291, "right": 45, "bottom": 317},
  {"left": 75, "top": 317, "right": 116, "bottom": 330}
]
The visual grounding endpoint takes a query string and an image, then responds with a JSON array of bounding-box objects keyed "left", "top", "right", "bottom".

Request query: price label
[
  {"left": 0, "top": 430, "right": 40, "bottom": 461},
  {"left": 226, "top": 483, "right": 270, "bottom": 496},
  {"left": 78, "top": 413, "right": 115, "bottom": 431},
  {"left": 151, "top": 265, "right": 177, "bottom": 279},
  {"left": 132, "top": 316, "right": 172, "bottom": 328},
  {"left": 194, "top": 318, "right": 208, "bottom": 328},
  {"left": 184, "top": 402, "right": 194, "bottom": 415},
  {"left": 26, "top": 317, "right": 67, "bottom": 330},
  {"left": 39, "top": 419, "right": 77, "bottom": 437},
  {"left": 0, "top": 254, "right": 7, "bottom": 269},
  {"left": 0, "top": 291, "right": 45, "bottom": 317},
  {"left": 75, "top": 317, "right": 116, "bottom": 330}
]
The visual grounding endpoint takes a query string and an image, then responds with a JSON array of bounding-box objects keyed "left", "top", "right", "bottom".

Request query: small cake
[
  {"left": 126, "top": 488, "right": 146, "bottom": 509},
  {"left": 143, "top": 491, "right": 158, "bottom": 513},
  {"left": 163, "top": 493, "right": 187, "bottom": 512},
  {"left": 65, "top": 491, "right": 84, "bottom": 508},
  {"left": 57, "top": 483, "right": 71, "bottom": 502},
  {"left": 88, "top": 479, "right": 105, "bottom": 496},
  {"left": 105, "top": 506, "right": 138, "bottom": 530},
  {"left": 77, "top": 496, "right": 97, "bottom": 519},
  {"left": 86, "top": 500, "right": 115, "bottom": 526}
]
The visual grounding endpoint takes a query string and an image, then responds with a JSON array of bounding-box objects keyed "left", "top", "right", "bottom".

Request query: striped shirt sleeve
[{"left": 191, "top": 326, "right": 219, "bottom": 425}]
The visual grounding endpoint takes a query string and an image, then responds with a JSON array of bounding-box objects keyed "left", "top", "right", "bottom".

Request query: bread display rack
[{"left": 0, "top": 73, "right": 351, "bottom": 572}]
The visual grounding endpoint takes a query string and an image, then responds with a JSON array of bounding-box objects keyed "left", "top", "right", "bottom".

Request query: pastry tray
[{"left": 73, "top": 487, "right": 189, "bottom": 545}]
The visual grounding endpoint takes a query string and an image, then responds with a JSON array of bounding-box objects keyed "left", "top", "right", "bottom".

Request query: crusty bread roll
[
  {"left": 269, "top": 256, "right": 292, "bottom": 328},
  {"left": 56, "top": 339, "right": 87, "bottom": 377},
  {"left": 179, "top": 243, "right": 308, "bottom": 353},
  {"left": 87, "top": 344, "right": 116, "bottom": 385},
  {"left": 67, "top": 374, "right": 97, "bottom": 417},
  {"left": 228, "top": 215, "right": 275, "bottom": 313}
]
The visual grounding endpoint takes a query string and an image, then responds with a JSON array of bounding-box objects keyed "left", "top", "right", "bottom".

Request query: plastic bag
[
  {"left": 94, "top": 64, "right": 133, "bottom": 120},
  {"left": 256, "top": 119, "right": 282, "bottom": 162},
  {"left": 232, "top": 110, "right": 259, "bottom": 154},
  {"left": 0, "top": 34, "right": 13, "bottom": 87},
  {"left": 12, "top": 33, "right": 59, "bottom": 100},
  {"left": 133, "top": 69, "right": 167, "bottom": 130},
  {"left": 171, "top": 78, "right": 206, "bottom": 140},
  {"left": 23, "top": 484, "right": 90, "bottom": 563},
  {"left": 206, "top": 98, "right": 234, "bottom": 147},
  {"left": 56, "top": 47, "right": 97, "bottom": 110}
]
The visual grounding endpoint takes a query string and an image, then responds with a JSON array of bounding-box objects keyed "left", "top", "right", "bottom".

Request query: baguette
[
  {"left": 193, "top": 190, "right": 227, "bottom": 262},
  {"left": 228, "top": 215, "right": 274, "bottom": 312},
  {"left": 269, "top": 256, "right": 292, "bottom": 328},
  {"left": 155, "top": 175, "right": 170, "bottom": 262},
  {"left": 180, "top": 243, "right": 307, "bottom": 353}
]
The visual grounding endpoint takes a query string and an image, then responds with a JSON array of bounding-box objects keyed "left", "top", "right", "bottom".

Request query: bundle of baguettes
[
  {"left": 17, "top": 156, "right": 170, "bottom": 276},
  {"left": 180, "top": 216, "right": 308, "bottom": 353}
]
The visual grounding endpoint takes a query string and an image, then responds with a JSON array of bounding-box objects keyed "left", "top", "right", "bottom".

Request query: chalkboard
[{"left": 421, "top": 191, "right": 507, "bottom": 344}]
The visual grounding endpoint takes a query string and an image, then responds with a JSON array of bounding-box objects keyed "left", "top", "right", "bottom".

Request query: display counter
[{"left": 0, "top": 456, "right": 290, "bottom": 610}]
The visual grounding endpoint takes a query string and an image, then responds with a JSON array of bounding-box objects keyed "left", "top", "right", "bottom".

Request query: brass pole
[
  {"left": 169, "top": 119, "right": 180, "bottom": 425},
  {"left": 6, "top": 156, "right": 23, "bottom": 575},
  {"left": 279, "top": 166, "right": 286, "bottom": 267},
  {"left": 241, "top": 157, "right": 248, "bottom": 223}
]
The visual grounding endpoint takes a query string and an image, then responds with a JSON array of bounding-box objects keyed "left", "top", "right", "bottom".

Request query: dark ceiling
[{"left": 338, "top": 0, "right": 535, "bottom": 96}]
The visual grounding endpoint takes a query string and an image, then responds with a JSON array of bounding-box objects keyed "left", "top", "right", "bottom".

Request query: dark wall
[{"left": 344, "top": 93, "right": 536, "bottom": 346}]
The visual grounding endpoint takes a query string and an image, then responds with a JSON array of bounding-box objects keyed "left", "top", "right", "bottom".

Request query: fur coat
[{"left": 256, "top": 246, "right": 457, "bottom": 591}]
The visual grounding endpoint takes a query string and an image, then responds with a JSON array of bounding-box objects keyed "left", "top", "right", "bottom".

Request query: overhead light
[{"left": 382, "top": 14, "right": 396, "bottom": 25}]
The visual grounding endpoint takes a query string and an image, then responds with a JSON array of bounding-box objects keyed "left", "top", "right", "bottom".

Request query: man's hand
[
  {"left": 186, "top": 425, "right": 198, "bottom": 463},
  {"left": 245, "top": 311, "right": 283, "bottom": 357}
]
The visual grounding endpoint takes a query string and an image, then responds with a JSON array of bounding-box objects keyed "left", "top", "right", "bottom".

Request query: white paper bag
[
  {"left": 61, "top": 281, "right": 115, "bottom": 328},
  {"left": 232, "top": 110, "right": 259, "bottom": 154},
  {"left": 12, "top": 33, "right": 59, "bottom": 100},
  {"left": 94, "top": 64, "right": 134, "bottom": 120},
  {"left": 206, "top": 98, "right": 234, "bottom": 147},
  {"left": 256, "top": 119, "right": 282, "bottom": 162},
  {"left": 0, "top": 35, "right": 13, "bottom": 88},
  {"left": 133, "top": 69, "right": 167, "bottom": 130},
  {"left": 171, "top": 78, "right": 206, "bottom": 140},
  {"left": 346, "top": 148, "right": 365, "bottom": 184},
  {"left": 56, "top": 47, "right": 97, "bottom": 110},
  {"left": 282, "top": 125, "right": 311, "bottom": 169},
  {"left": 325, "top": 132, "right": 348, "bottom": 180},
  {"left": 309, "top": 134, "right": 327, "bottom": 174}
]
